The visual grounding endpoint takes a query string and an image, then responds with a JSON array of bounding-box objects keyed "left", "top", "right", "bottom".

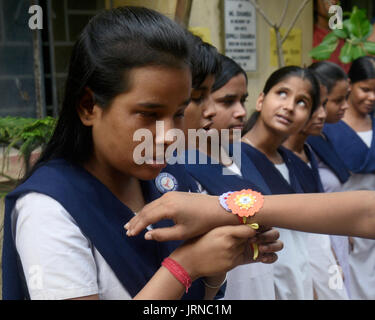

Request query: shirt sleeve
[
  {"left": 194, "top": 179, "right": 208, "bottom": 194},
  {"left": 12, "top": 192, "right": 99, "bottom": 300}
]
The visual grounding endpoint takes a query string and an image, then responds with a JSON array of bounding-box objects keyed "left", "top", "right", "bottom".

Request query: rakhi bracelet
[
  {"left": 219, "top": 192, "right": 245, "bottom": 224},
  {"left": 202, "top": 275, "right": 227, "bottom": 289},
  {"left": 162, "top": 257, "right": 192, "bottom": 293},
  {"left": 219, "top": 189, "right": 264, "bottom": 260}
]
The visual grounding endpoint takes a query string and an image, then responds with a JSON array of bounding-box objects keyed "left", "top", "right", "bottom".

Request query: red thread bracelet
[{"left": 162, "top": 257, "right": 192, "bottom": 293}]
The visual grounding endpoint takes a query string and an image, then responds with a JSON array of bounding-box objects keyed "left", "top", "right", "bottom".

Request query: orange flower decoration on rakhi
[{"left": 226, "top": 189, "right": 264, "bottom": 218}]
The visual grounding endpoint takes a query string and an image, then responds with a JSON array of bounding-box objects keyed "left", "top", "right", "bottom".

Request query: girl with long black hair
[{"left": 2, "top": 7, "right": 263, "bottom": 300}]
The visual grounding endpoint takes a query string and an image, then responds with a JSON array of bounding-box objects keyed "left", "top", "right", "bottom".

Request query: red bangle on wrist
[{"left": 162, "top": 257, "right": 192, "bottom": 293}]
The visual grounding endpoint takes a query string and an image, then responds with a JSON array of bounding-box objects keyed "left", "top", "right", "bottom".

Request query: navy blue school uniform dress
[
  {"left": 282, "top": 144, "right": 350, "bottom": 299},
  {"left": 307, "top": 134, "right": 351, "bottom": 192},
  {"left": 284, "top": 144, "right": 324, "bottom": 194},
  {"left": 240, "top": 142, "right": 315, "bottom": 300},
  {"left": 184, "top": 148, "right": 275, "bottom": 300},
  {"left": 2, "top": 159, "right": 206, "bottom": 300},
  {"left": 323, "top": 119, "right": 375, "bottom": 299},
  {"left": 323, "top": 119, "right": 375, "bottom": 175},
  {"left": 307, "top": 131, "right": 353, "bottom": 298}
]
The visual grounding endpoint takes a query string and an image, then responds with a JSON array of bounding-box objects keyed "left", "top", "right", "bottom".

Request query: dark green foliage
[
  {"left": 310, "top": 7, "right": 375, "bottom": 63},
  {"left": 0, "top": 116, "right": 57, "bottom": 184}
]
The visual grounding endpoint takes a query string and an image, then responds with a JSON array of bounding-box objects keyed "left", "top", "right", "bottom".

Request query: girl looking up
[{"left": 241, "top": 66, "right": 321, "bottom": 299}]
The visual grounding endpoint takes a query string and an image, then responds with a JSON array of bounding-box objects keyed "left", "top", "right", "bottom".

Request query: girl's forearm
[
  {"left": 134, "top": 266, "right": 186, "bottom": 300},
  {"left": 247, "top": 191, "right": 375, "bottom": 239}
]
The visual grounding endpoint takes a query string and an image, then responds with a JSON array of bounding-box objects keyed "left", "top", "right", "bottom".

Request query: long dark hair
[
  {"left": 212, "top": 54, "right": 247, "bottom": 92},
  {"left": 24, "top": 6, "right": 191, "bottom": 181},
  {"left": 348, "top": 56, "right": 375, "bottom": 84},
  {"left": 309, "top": 61, "right": 348, "bottom": 94},
  {"left": 242, "top": 66, "right": 320, "bottom": 135}
]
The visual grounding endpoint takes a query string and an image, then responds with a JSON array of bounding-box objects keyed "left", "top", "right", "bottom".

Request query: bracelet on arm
[
  {"left": 162, "top": 257, "right": 192, "bottom": 293},
  {"left": 202, "top": 274, "right": 227, "bottom": 289},
  {"left": 219, "top": 189, "right": 264, "bottom": 260}
]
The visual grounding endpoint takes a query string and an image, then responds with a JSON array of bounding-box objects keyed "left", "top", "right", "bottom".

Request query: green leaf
[
  {"left": 333, "top": 28, "right": 347, "bottom": 39},
  {"left": 321, "top": 32, "right": 339, "bottom": 44},
  {"left": 309, "top": 40, "right": 339, "bottom": 60},
  {"left": 339, "top": 41, "right": 353, "bottom": 64},
  {"left": 349, "top": 6, "right": 371, "bottom": 39},
  {"left": 364, "top": 41, "right": 375, "bottom": 55},
  {"left": 351, "top": 37, "right": 362, "bottom": 45},
  {"left": 351, "top": 44, "right": 366, "bottom": 60},
  {"left": 344, "top": 17, "right": 355, "bottom": 36},
  {"left": 363, "top": 24, "right": 374, "bottom": 41}
]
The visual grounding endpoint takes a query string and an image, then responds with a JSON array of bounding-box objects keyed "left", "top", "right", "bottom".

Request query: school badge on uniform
[{"left": 155, "top": 172, "right": 178, "bottom": 193}]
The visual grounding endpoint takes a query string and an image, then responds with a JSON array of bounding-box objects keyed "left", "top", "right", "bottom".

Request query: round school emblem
[{"left": 155, "top": 172, "right": 178, "bottom": 193}]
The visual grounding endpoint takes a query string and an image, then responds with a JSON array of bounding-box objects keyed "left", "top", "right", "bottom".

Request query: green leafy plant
[
  {"left": 0, "top": 116, "right": 57, "bottom": 184},
  {"left": 310, "top": 6, "right": 375, "bottom": 63}
]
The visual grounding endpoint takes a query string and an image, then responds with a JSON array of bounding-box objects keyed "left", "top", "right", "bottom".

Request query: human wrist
[
  {"left": 210, "top": 195, "right": 241, "bottom": 226},
  {"left": 169, "top": 246, "right": 199, "bottom": 282},
  {"left": 161, "top": 257, "right": 192, "bottom": 293}
]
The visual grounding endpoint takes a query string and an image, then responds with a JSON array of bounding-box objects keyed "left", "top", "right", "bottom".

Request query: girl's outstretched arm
[
  {"left": 125, "top": 190, "right": 375, "bottom": 241},
  {"left": 253, "top": 191, "right": 375, "bottom": 239}
]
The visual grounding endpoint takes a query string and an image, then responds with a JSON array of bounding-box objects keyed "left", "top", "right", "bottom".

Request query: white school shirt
[
  {"left": 307, "top": 233, "right": 349, "bottom": 299},
  {"left": 339, "top": 129, "right": 375, "bottom": 299},
  {"left": 11, "top": 192, "right": 132, "bottom": 300},
  {"left": 196, "top": 164, "right": 276, "bottom": 300},
  {"left": 273, "top": 162, "right": 348, "bottom": 299},
  {"left": 313, "top": 151, "right": 352, "bottom": 298},
  {"left": 295, "top": 161, "right": 349, "bottom": 299},
  {"left": 271, "top": 163, "right": 313, "bottom": 299},
  {"left": 357, "top": 130, "right": 372, "bottom": 148}
]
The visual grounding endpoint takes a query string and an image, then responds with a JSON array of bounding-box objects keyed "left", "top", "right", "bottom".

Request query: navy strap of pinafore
[
  {"left": 2, "top": 159, "right": 204, "bottom": 300},
  {"left": 323, "top": 119, "right": 375, "bottom": 173},
  {"left": 283, "top": 144, "right": 324, "bottom": 193},
  {"left": 184, "top": 149, "right": 266, "bottom": 196},
  {"left": 241, "top": 144, "right": 303, "bottom": 194},
  {"left": 307, "top": 134, "right": 351, "bottom": 183}
]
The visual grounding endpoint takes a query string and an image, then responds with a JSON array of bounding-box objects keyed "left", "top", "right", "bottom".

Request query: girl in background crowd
[
  {"left": 185, "top": 54, "right": 277, "bottom": 300},
  {"left": 240, "top": 66, "right": 321, "bottom": 299},
  {"left": 306, "top": 61, "right": 352, "bottom": 297},
  {"left": 307, "top": 61, "right": 351, "bottom": 193},
  {"left": 323, "top": 56, "right": 375, "bottom": 299},
  {"left": 283, "top": 73, "right": 349, "bottom": 299},
  {"left": 181, "top": 35, "right": 281, "bottom": 297}
]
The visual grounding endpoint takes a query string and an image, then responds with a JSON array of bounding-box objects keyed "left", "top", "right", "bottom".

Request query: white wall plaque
[{"left": 224, "top": 0, "right": 257, "bottom": 72}]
